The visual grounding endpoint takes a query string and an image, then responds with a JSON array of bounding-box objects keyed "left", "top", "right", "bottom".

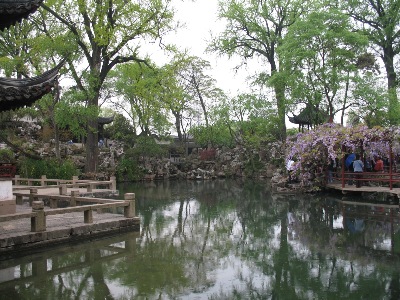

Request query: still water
[{"left": 1, "top": 179, "right": 400, "bottom": 299}]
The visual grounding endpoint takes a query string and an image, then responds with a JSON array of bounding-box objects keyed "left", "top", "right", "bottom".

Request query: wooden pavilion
[{"left": 289, "top": 103, "right": 330, "bottom": 132}]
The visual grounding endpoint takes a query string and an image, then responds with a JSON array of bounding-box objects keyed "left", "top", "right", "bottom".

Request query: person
[
  {"left": 374, "top": 156, "right": 384, "bottom": 172},
  {"left": 365, "top": 157, "right": 372, "bottom": 172},
  {"left": 286, "top": 159, "right": 294, "bottom": 183},
  {"left": 345, "top": 152, "right": 356, "bottom": 184},
  {"left": 327, "top": 159, "right": 336, "bottom": 183},
  {"left": 345, "top": 153, "right": 355, "bottom": 171},
  {"left": 353, "top": 154, "right": 364, "bottom": 188}
]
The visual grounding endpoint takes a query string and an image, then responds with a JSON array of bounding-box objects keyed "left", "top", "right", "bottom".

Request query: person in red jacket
[{"left": 374, "top": 156, "right": 384, "bottom": 172}]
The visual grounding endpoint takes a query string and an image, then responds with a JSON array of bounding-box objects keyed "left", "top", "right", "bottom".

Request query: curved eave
[
  {"left": 0, "top": 60, "right": 65, "bottom": 111},
  {"left": 288, "top": 115, "right": 312, "bottom": 126},
  {"left": 0, "top": 0, "right": 44, "bottom": 30},
  {"left": 98, "top": 116, "right": 114, "bottom": 125}
]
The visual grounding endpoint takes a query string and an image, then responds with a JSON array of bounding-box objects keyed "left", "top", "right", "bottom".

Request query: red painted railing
[{"left": 0, "top": 164, "right": 16, "bottom": 178}]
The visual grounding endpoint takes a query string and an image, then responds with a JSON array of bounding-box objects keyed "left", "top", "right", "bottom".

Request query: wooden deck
[
  {"left": 0, "top": 178, "right": 140, "bottom": 258},
  {"left": 326, "top": 182, "right": 400, "bottom": 198}
]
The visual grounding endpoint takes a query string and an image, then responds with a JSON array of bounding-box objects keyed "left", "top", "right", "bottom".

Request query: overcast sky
[{"left": 145, "top": 0, "right": 261, "bottom": 97}]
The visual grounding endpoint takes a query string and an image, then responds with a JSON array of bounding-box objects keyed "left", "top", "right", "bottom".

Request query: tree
[
  {"left": 166, "top": 53, "right": 225, "bottom": 146},
  {"left": 344, "top": 0, "right": 400, "bottom": 125},
  {"left": 0, "top": 19, "right": 70, "bottom": 160},
  {"left": 103, "top": 113, "right": 135, "bottom": 146},
  {"left": 349, "top": 74, "right": 390, "bottom": 127},
  {"left": 41, "top": 0, "right": 176, "bottom": 172},
  {"left": 110, "top": 62, "right": 171, "bottom": 137},
  {"left": 210, "top": 0, "right": 307, "bottom": 140},
  {"left": 278, "top": 7, "right": 368, "bottom": 124}
]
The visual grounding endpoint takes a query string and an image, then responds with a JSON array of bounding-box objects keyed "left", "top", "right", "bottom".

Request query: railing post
[
  {"left": 16, "top": 194, "right": 23, "bottom": 205},
  {"left": 124, "top": 193, "right": 135, "bottom": 218},
  {"left": 49, "top": 197, "right": 57, "bottom": 209},
  {"left": 110, "top": 176, "right": 116, "bottom": 190},
  {"left": 41, "top": 175, "right": 47, "bottom": 186},
  {"left": 73, "top": 176, "right": 79, "bottom": 188},
  {"left": 84, "top": 209, "right": 93, "bottom": 223},
  {"left": 59, "top": 184, "right": 67, "bottom": 195},
  {"left": 14, "top": 174, "right": 20, "bottom": 186},
  {"left": 31, "top": 201, "right": 46, "bottom": 232},
  {"left": 70, "top": 190, "right": 79, "bottom": 207},
  {"left": 87, "top": 183, "right": 93, "bottom": 192},
  {"left": 29, "top": 188, "right": 38, "bottom": 206}
]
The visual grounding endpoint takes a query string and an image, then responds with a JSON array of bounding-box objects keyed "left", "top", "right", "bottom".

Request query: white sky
[{"left": 145, "top": 0, "right": 261, "bottom": 97}]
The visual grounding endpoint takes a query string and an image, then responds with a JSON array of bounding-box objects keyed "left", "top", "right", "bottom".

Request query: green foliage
[
  {"left": 103, "top": 114, "right": 135, "bottom": 146},
  {"left": 17, "top": 158, "right": 79, "bottom": 180},
  {"left": 111, "top": 63, "right": 172, "bottom": 136},
  {"left": 278, "top": 6, "right": 368, "bottom": 121},
  {"left": 132, "top": 136, "right": 167, "bottom": 158},
  {"left": 190, "top": 123, "right": 234, "bottom": 148},
  {"left": 55, "top": 94, "right": 99, "bottom": 140},
  {"left": 0, "top": 149, "right": 16, "bottom": 163},
  {"left": 116, "top": 157, "right": 143, "bottom": 182},
  {"left": 349, "top": 74, "right": 390, "bottom": 127}
]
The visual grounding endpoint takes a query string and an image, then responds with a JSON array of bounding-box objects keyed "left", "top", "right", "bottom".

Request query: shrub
[
  {"left": 0, "top": 149, "right": 16, "bottom": 163},
  {"left": 116, "top": 157, "right": 144, "bottom": 182},
  {"left": 18, "top": 157, "right": 79, "bottom": 180}
]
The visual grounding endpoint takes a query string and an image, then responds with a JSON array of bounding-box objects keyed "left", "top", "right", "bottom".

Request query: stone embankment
[{"left": 2, "top": 119, "right": 301, "bottom": 191}]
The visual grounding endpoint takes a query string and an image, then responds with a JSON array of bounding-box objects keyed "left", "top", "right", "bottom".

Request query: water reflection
[{"left": 0, "top": 179, "right": 399, "bottom": 299}]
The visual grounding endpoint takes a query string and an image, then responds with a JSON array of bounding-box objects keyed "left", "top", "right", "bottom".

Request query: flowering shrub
[{"left": 286, "top": 124, "right": 400, "bottom": 186}]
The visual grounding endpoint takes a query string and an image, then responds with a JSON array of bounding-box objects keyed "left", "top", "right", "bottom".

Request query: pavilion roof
[
  {"left": 0, "top": 60, "right": 64, "bottom": 111},
  {"left": 289, "top": 103, "right": 329, "bottom": 126},
  {"left": 0, "top": 0, "right": 44, "bottom": 30},
  {"left": 98, "top": 116, "right": 114, "bottom": 125}
]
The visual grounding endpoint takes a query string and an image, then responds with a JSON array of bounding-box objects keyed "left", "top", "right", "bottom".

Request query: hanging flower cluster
[{"left": 286, "top": 124, "right": 400, "bottom": 185}]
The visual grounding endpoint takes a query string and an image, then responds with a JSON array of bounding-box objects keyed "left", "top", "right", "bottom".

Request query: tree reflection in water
[{"left": 0, "top": 179, "right": 399, "bottom": 299}]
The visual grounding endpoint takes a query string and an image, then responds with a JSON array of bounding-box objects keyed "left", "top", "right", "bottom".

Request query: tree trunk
[
  {"left": 274, "top": 80, "right": 287, "bottom": 141},
  {"left": 383, "top": 45, "right": 399, "bottom": 125},
  {"left": 85, "top": 117, "right": 99, "bottom": 173}
]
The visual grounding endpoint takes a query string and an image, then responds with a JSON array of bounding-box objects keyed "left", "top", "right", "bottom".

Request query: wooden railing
[
  {"left": 0, "top": 164, "right": 16, "bottom": 178},
  {"left": 331, "top": 169, "right": 400, "bottom": 189},
  {"left": 12, "top": 175, "right": 117, "bottom": 193},
  {"left": 0, "top": 189, "right": 135, "bottom": 232}
]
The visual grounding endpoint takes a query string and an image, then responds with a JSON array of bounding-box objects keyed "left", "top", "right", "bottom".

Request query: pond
[{"left": 0, "top": 179, "right": 400, "bottom": 299}]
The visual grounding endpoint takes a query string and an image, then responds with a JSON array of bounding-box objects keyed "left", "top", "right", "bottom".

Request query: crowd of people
[
  {"left": 328, "top": 152, "right": 391, "bottom": 188},
  {"left": 286, "top": 152, "right": 396, "bottom": 188}
]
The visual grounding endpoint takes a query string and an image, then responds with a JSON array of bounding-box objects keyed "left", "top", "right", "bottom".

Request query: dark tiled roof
[
  {"left": 289, "top": 103, "right": 329, "bottom": 126},
  {"left": 98, "top": 116, "right": 114, "bottom": 125},
  {"left": 0, "top": 0, "right": 43, "bottom": 30},
  {"left": 0, "top": 60, "right": 64, "bottom": 111}
]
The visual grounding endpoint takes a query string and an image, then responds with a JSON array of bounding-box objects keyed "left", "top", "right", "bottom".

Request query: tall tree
[
  {"left": 278, "top": 7, "right": 368, "bottom": 124},
  {"left": 110, "top": 62, "right": 171, "bottom": 137},
  {"left": 167, "top": 53, "right": 225, "bottom": 145},
  {"left": 344, "top": 0, "right": 400, "bottom": 125},
  {"left": 209, "top": 0, "right": 307, "bottom": 140},
  {"left": 41, "top": 0, "right": 176, "bottom": 172}
]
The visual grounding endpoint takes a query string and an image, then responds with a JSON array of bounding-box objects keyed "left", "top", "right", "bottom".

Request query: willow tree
[
  {"left": 209, "top": 0, "right": 308, "bottom": 140},
  {"left": 41, "top": 0, "right": 176, "bottom": 172}
]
